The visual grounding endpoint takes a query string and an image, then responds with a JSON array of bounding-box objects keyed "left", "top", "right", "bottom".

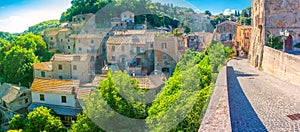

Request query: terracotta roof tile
[
  {"left": 51, "top": 54, "right": 89, "bottom": 62},
  {"left": 33, "top": 62, "right": 53, "bottom": 71},
  {"left": 30, "top": 78, "right": 79, "bottom": 94},
  {"left": 76, "top": 88, "right": 93, "bottom": 99}
]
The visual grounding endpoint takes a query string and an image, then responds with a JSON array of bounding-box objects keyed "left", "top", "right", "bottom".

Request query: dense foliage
[
  {"left": 266, "top": 35, "right": 283, "bottom": 50},
  {"left": 9, "top": 107, "right": 64, "bottom": 132},
  {"left": 83, "top": 71, "right": 148, "bottom": 131},
  {"left": 9, "top": 115, "right": 25, "bottom": 130},
  {"left": 0, "top": 33, "right": 53, "bottom": 86},
  {"left": 24, "top": 20, "right": 60, "bottom": 35},
  {"left": 146, "top": 42, "right": 232, "bottom": 131},
  {"left": 206, "top": 40, "right": 234, "bottom": 72},
  {"left": 210, "top": 7, "right": 251, "bottom": 27},
  {"left": 69, "top": 113, "right": 103, "bottom": 132},
  {"left": 0, "top": 32, "right": 20, "bottom": 42},
  {"left": 60, "top": 0, "right": 209, "bottom": 32},
  {"left": 2, "top": 46, "right": 38, "bottom": 87}
]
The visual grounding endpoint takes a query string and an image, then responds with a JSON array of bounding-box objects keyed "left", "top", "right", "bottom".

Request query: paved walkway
[{"left": 228, "top": 58, "right": 300, "bottom": 132}]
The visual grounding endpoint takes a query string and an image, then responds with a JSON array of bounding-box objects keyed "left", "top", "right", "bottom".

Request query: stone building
[
  {"left": 28, "top": 78, "right": 88, "bottom": 126},
  {"left": 249, "top": 0, "right": 300, "bottom": 67},
  {"left": 111, "top": 11, "right": 135, "bottom": 29},
  {"left": 0, "top": 83, "right": 31, "bottom": 121},
  {"left": 106, "top": 30, "right": 155, "bottom": 75},
  {"left": 234, "top": 25, "right": 252, "bottom": 56},
  {"left": 33, "top": 54, "right": 91, "bottom": 83},
  {"left": 214, "top": 21, "right": 240, "bottom": 45},
  {"left": 153, "top": 34, "right": 181, "bottom": 76},
  {"left": 184, "top": 32, "right": 213, "bottom": 52},
  {"left": 187, "top": 12, "right": 213, "bottom": 32}
]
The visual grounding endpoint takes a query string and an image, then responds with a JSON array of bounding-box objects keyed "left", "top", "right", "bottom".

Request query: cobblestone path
[{"left": 227, "top": 58, "right": 300, "bottom": 132}]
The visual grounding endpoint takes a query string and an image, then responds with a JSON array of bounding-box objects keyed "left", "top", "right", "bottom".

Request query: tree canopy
[
  {"left": 2, "top": 46, "right": 38, "bottom": 86},
  {"left": 9, "top": 107, "right": 64, "bottom": 132},
  {"left": 24, "top": 20, "right": 60, "bottom": 35},
  {"left": 83, "top": 71, "right": 148, "bottom": 131},
  {"left": 14, "top": 33, "right": 47, "bottom": 58}
]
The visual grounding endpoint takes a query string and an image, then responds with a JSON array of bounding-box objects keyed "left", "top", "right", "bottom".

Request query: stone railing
[
  {"left": 262, "top": 46, "right": 300, "bottom": 86},
  {"left": 198, "top": 66, "right": 231, "bottom": 132}
]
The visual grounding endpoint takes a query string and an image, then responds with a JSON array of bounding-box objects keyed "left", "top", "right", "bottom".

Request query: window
[
  {"left": 122, "top": 58, "right": 126, "bottom": 63},
  {"left": 136, "top": 47, "right": 141, "bottom": 53},
  {"left": 41, "top": 71, "right": 46, "bottom": 77},
  {"left": 20, "top": 93, "right": 26, "bottom": 97},
  {"left": 61, "top": 39, "right": 63, "bottom": 42},
  {"left": 40, "top": 94, "right": 45, "bottom": 101},
  {"left": 112, "top": 46, "right": 115, "bottom": 52},
  {"left": 163, "top": 54, "right": 168, "bottom": 61},
  {"left": 78, "top": 47, "right": 82, "bottom": 53},
  {"left": 162, "top": 43, "right": 167, "bottom": 49},
  {"left": 73, "top": 65, "right": 77, "bottom": 70},
  {"left": 150, "top": 44, "right": 153, "bottom": 48},
  {"left": 68, "top": 39, "right": 70, "bottom": 42},
  {"left": 121, "top": 45, "right": 125, "bottom": 51},
  {"left": 61, "top": 96, "right": 67, "bottom": 103},
  {"left": 50, "top": 37, "right": 53, "bottom": 40},
  {"left": 91, "top": 39, "right": 94, "bottom": 44},
  {"left": 25, "top": 98, "right": 28, "bottom": 103},
  {"left": 59, "top": 76, "right": 63, "bottom": 79},
  {"left": 58, "top": 64, "right": 63, "bottom": 70},
  {"left": 112, "top": 56, "right": 116, "bottom": 61},
  {"left": 68, "top": 46, "right": 71, "bottom": 49},
  {"left": 63, "top": 116, "right": 72, "bottom": 122}
]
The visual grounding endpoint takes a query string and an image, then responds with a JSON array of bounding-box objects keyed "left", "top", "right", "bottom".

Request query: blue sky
[{"left": 0, "top": 0, "right": 250, "bottom": 33}]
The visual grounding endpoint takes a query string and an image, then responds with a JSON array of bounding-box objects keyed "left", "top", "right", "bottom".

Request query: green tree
[
  {"left": 2, "top": 46, "right": 38, "bottom": 86},
  {"left": 14, "top": 33, "right": 47, "bottom": 58},
  {"left": 204, "top": 10, "right": 212, "bottom": 17},
  {"left": 267, "top": 35, "right": 283, "bottom": 50},
  {"left": 206, "top": 40, "right": 232, "bottom": 72},
  {"left": 83, "top": 71, "right": 147, "bottom": 131},
  {"left": 24, "top": 20, "right": 60, "bottom": 35},
  {"left": 69, "top": 113, "right": 103, "bottom": 132},
  {"left": 0, "top": 42, "right": 12, "bottom": 80},
  {"left": 24, "top": 107, "right": 64, "bottom": 132},
  {"left": 0, "top": 38, "right": 9, "bottom": 47},
  {"left": 146, "top": 51, "right": 213, "bottom": 131},
  {"left": 9, "top": 114, "right": 25, "bottom": 130}
]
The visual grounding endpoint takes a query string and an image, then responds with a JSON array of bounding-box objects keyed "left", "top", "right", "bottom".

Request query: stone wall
[{"left": 262, "top": 46, "right": 300, "bottom": 86}]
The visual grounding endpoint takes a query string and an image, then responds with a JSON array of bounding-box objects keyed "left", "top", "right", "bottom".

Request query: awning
[{"left": 28, "top": 103, "right": 82, "bottom": 117}]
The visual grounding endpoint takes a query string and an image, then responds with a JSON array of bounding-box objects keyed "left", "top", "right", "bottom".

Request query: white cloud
[
  {"left": 0, "top": 0, "right": 71, "bottom": 33},
  {"left": 0, "top": 9, "right": 63, "bottom": 33},
  {"left": 223, "top": 9, "right": 236, "bottom": 15}
]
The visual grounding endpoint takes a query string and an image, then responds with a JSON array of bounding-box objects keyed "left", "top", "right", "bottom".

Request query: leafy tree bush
[
  {"left": 266, "top": 35, "right": 283, "bottom": 50},
  {"left": 9, "top": 107, "right": 64, "bottom": 132},
  {"left": 69, "top": 113, "right": 103, "bottom": 132},
  {"left": 24, "top": 107, "right": 64, "bottom": 132},
  {"left": 146, "top": 42, "right": 231, "bottom": 131},
  {"left": 83, "top": 71, "right": 148, "bottom": 131},
  {"left": 9, "top": 114, "right": 25, "bottom": 130},
  {"left": 14, "top": 33, "right": 47, "bottom": 58},
  {"left": 24, "top": 20, "right": 60, "bottom": 35},
  {"left": 2, "top": 46, "right": 38, "bottom": 87}
]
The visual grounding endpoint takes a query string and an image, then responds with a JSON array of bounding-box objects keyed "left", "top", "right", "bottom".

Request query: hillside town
[{"left": 0, "top": 0, "right": 300, "bottom": 131}]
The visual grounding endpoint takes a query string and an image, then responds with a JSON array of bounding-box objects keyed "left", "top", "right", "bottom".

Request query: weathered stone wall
[
  {"left": 262, "top": 46, "right": 300, "bottom": 86},
  {"left": 249, "top": 0, "right": 300, "bottom": 67}
]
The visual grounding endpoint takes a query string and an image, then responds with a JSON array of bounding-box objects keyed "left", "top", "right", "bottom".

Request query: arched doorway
[{"left": 285, "top": 35, "right": 293, "bottom": 51}]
